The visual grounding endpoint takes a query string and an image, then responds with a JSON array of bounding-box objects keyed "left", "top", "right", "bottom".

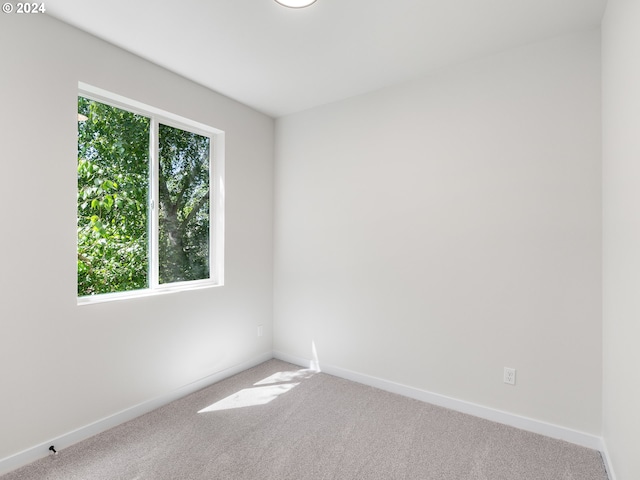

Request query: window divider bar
[{"left": 150, "top": 117, "right": 160, "bottom": 289}]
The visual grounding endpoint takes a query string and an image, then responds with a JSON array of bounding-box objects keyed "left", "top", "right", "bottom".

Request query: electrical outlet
[
  {"left": 504, "top": 367, "right": 516, "bottom": 385},
  {"left": 257, "top": 325, "right": 263, "bottom": 337}
]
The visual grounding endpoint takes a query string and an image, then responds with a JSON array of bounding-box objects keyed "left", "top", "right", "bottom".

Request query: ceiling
[{"left": 46, "top": 0, "right": 607, "bottom": 118}]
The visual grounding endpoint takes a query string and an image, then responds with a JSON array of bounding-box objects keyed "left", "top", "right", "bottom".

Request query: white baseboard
[
  {"left": 0, "top": 352, "right": 273, "bottom": 477},
  {"left": 600, "top": 439, "right": 617, "bottom": 480},
  {"left": 273, "top": 351, "right": 603, "bottom": 452}
]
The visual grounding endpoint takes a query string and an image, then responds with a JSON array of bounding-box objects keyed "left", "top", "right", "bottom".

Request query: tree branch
[{"left": 180, "top": 189, "right": 210, "bottom": 231}]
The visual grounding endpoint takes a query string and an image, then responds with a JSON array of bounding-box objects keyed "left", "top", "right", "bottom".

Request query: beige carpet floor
[{"left": 2, "top": 359, "right": 608, "bottom": 479}]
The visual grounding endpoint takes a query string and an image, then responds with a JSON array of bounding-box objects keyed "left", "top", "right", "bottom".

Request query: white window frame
[{"left": 77, "top": 82, "right": 225, "bottom": 305}]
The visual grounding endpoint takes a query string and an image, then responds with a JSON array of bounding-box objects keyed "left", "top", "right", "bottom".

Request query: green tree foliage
[
  {"left": 77, "top": 97, "right": 211, "bottom": 296},
  {"left": 77, "top": 97, "right": 150, "bottom": 296},
  {"left": 158, "top": 124, "right": 210, "bottom": 284}
]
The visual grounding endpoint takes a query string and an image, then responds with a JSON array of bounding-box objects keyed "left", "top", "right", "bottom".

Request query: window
[{"left": 77, "top": 84, "right": 224, "bottom": 304}]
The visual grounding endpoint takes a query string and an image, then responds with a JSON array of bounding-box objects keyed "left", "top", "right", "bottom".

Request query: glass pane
[
  {"left": 77, "top": 97, "right": 150, "bottom": 296},
  {"left": 158, "top": 124, "right": 211, "bottom": 284}
]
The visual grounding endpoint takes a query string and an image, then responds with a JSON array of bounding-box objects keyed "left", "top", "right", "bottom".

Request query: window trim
[{"left": 77, "top": 82, "right": 225, "bottom": 305}]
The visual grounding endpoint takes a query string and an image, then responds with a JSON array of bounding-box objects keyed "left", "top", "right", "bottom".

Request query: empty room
[{"left": 0, "top": 0, "right": 638, "bottom": 478}]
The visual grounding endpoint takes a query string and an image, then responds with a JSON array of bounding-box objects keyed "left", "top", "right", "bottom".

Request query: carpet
[{"left": 1, "top": 359, "right": 608, "bottom": 479}]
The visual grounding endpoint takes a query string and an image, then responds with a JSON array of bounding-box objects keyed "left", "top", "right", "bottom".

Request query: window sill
[{"left": 77, "top": 280, "right": 222, "bottom": 306}]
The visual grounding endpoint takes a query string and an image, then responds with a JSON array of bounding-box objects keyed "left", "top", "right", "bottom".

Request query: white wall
[
  {"left": 274, "top": 30, "right": 602, "bottom": 434},
  {"left": 602, "top": 1, "right": 640, "bottom": 478},
  {"left": 0, "top": 15, "right": 274, "bottom": 461}
]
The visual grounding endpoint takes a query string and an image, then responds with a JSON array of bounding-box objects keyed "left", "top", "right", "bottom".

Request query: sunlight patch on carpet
[
  {"left": 254, "top": 369, "right": 316, "bottom": 386},
  {"left": 198, "top": 383, "right": 300, "bottom": 412}
]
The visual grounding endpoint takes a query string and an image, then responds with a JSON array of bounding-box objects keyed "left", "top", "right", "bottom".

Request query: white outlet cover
[{"left": 504, "top": 367, "right": 516, "bottom": 385}]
